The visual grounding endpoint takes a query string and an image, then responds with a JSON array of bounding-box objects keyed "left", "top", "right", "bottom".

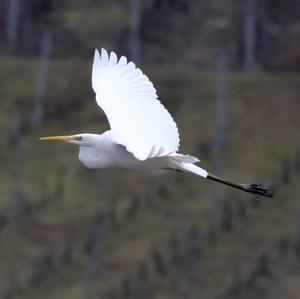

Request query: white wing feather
[{"left": 92, "top": 48, "right": 180, "bottom": 160}]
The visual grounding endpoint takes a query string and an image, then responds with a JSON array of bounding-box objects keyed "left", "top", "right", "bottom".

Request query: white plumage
[
  {"left": 92, "top": 48, "right": 179, "bottom": 160},
  {"left": 40, "top": 48, "right": 275, "bottom": 198},
  {"left": 40, "top": 48, "right": 209, "bottom": 180}
]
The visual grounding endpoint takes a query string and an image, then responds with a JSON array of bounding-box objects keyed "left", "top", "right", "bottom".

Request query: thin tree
[
  {"left": 7, "top": 114, "right": 28, "bottom": 222},
  {"left": 206, "top": 53, "right": 229, "bottom": 234},
  {"left": 213, "top": 53, "right": 228, "bottom": 174},
  {"left": 84, "top": 170, "right": 112, "bottom": 299},
  {"left": 129, "top": 0, "right": 141, "bottom": 65},
  {"left": 243, "top": 0, "right": 257, "bottom": 70},
  {"left": 6, "top": 0, "right": 19, "bottom": 51},
  {"left": 32, "top": 30, "right": 52, "bottom": 128}
]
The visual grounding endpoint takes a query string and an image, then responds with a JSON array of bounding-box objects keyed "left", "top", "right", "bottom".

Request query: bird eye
[{"left": 74, "top": 136, "right": 82, "bottom": 141}]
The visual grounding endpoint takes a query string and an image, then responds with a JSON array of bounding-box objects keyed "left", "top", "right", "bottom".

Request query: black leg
[{"left": 207, "top": 173, "right": 274, "bottom": 198}]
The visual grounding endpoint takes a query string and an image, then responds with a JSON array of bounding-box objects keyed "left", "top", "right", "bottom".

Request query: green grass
[{"left": 0, "top": 57, "right": 300, "bottom": 298}]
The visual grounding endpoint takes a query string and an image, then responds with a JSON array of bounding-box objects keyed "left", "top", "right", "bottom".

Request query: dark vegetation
[{"left": 0, "top": 0, "right": 300, "bottom": 298}]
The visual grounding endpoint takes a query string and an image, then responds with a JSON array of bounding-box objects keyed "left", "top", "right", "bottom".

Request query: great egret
[{"left": 40, "top": 49, "right": 273, "bottom": 198}]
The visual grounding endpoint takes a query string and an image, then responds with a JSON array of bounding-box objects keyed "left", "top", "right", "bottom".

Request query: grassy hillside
[{"left": 0, "top": 57, "right": 299, "bottom": 299}]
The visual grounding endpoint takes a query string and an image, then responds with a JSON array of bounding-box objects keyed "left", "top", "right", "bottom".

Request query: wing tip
[
  {"left": 93, "top": 49, "right": 101, "bottom": 67},
  {"left": 101, "top": 48, "right": 107, "bottom": 55},
  {"left": 94, "top": 48, "right": 119, "bottom": 67},
  {"left": 109, "top": 51, "right": 118, "bottom": 65}
]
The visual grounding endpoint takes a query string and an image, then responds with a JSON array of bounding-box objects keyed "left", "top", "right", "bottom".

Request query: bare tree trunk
[
  {"left": 267, "top": 206, "right": 300, "bottom": 299},
  {"left": 32, "top": 30, "right": 52, "bottom": 128},
  {"left": 257, "top": 0, "right": 267, "bottom": 69},
  {"left": 6, "top": 0, "right": 19, "bottom": 51},
  {"left": 129, "top": 0, "right": 141, "bottom": 64},
  {"left": 7, "top": 115, "right": 28, "bottom": 222},
  {"left": 206, "top": 53, "right": 229, "bottom": 234},
  {"left": 213, "top": 53, "right": 228, "bottom": 174},
  {"left": 243, "top": 0, "right": 257, "bottom": 70},
  {"left": 84, "top": 170, "right": 112, "bottom": 299}
]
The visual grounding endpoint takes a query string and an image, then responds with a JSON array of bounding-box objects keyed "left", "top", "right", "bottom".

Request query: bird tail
[
  {"left": 168, "top": 154, "right": 208, "bottom": 178},
  {"left": 177, "top": 162, "right": 208, "bottom": 178}
]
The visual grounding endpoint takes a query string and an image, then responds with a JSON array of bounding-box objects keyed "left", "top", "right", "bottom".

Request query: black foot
[{"left": 244, "top": 183, "right": 274, "bottom": 198}]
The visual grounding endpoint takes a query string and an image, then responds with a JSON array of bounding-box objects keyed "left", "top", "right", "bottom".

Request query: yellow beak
[{"left": 39, "top": 135, "right": 74, "bottom": 142}]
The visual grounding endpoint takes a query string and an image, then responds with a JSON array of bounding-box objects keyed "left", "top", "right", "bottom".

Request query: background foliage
[{"left": 0, "top": 0, "right": 300, "bottom": 298}]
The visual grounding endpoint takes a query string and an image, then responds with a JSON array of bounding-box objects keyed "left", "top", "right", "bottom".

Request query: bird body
[
  {"left": 40, "top": 48, "right": 273, "bottom": 198},
  {"left": 76, "top": 131, "right": 164, "bottom": 170},
  {"left": 75, "top": 131, "right": 207, "bottom": 177}
]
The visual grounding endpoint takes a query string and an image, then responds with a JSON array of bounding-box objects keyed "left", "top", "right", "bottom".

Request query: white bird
[{"left": 40, "top": 48, "right": 273, "bottom": 198}]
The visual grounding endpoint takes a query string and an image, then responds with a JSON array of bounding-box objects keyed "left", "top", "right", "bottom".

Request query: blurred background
[{"left": 0, "top": 0, "right": 300, "bottom": 298}]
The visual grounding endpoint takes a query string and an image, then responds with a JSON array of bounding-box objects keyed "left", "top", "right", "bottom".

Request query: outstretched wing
[{"left": 92, "top": 48, "right": 180, "bottom": 160}]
